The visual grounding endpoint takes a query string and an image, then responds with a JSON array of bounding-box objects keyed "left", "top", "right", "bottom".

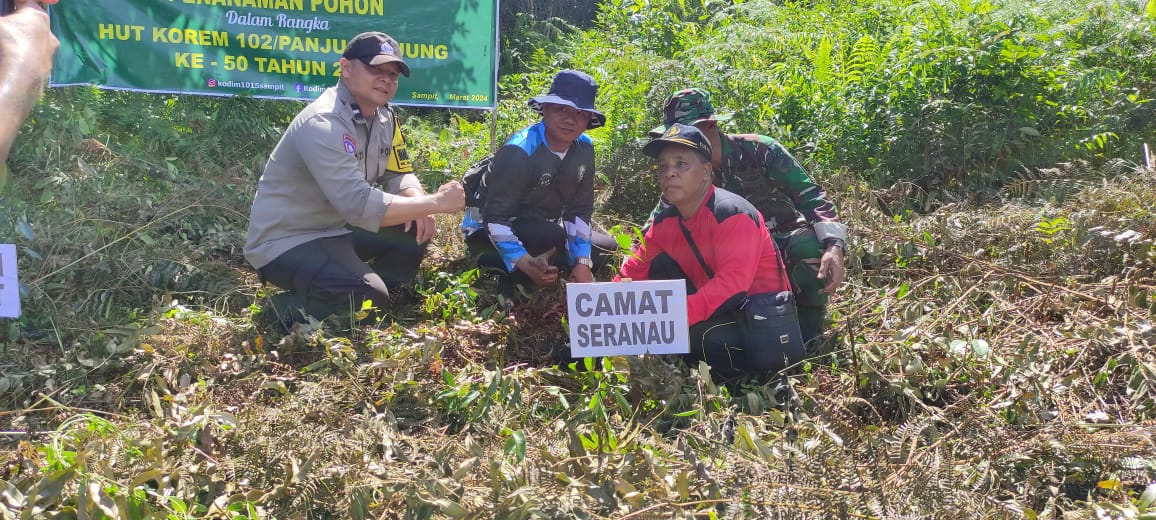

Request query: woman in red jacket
[{"left": 618, "top": 124, "right": 805, "bottom": 378}]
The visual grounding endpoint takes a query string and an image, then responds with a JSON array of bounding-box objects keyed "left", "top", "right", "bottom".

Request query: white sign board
[
  {"left": 566, "top": 279, "right": 689, "bottom": 358},
  {"left": 0, "top": 244, "right": 19, "bottom": 318}
]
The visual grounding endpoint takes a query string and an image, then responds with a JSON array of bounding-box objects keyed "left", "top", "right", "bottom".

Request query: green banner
[{"left": 49, "top": 0, "right": 497, "bottom": 109}]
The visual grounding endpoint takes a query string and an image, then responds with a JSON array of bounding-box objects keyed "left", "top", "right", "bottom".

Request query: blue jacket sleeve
[{"left": 482, "top": 146, "right": 533, "bottom": 271}]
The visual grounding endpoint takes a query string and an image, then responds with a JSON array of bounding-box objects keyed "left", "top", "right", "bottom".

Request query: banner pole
[
  {"left": 490, "top": 108, "right": 498, "bottom": 153},
  {"left": 490, "top": 0, "right": 501, "bottom": 153}
]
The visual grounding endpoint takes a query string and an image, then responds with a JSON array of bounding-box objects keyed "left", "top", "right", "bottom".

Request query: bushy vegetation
[
  {"left": 583, "top": 0, "right": 1156, "bottom": 215},
  {"left": 2, "top": 0, "right": 1155, "bottom": 518}
]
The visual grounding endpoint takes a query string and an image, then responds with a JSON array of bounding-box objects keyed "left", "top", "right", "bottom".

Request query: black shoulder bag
[{"left": 678, "top": 219, "right": 806, "bottom": 372}]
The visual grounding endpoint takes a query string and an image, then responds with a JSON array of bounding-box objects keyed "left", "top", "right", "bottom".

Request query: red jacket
[{"left": 618, "top": 185, "right": 791, "bottom": 324}]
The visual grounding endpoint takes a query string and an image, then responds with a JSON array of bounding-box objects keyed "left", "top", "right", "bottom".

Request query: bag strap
[{"left": 678, "top": 219, "right": 714, "bottom": 279}]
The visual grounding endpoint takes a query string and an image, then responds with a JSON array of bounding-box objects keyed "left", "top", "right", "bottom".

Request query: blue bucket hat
[{"left": 528, "top": 70, "right": 606, "bottom": 129}]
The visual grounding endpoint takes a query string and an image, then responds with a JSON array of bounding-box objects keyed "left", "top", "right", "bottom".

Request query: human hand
[
  {"left": 0, "top": 0, "right": 60, "bottom": 86},
  {"left": 0, "top": 0, "right": 60, "bottom": 185},
  {"left": 405, "top": 214, "right": 437, "bottom": 244},
  {"left": 569, "top": 263, "right": 593, "bottom": 283},
  {"left": 434, "top": 180, "right": 465, "bottom": 213},
  {"left": 817, "top": 246, "right": 845, "bottom": 295},
  {"left": 515, "top": 249, "right": 559, "bottom": 286}
]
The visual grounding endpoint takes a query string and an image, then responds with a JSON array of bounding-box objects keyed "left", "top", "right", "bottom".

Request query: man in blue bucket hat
[{"left": 462, "top": 70, "right": 617, "bottom": 290}]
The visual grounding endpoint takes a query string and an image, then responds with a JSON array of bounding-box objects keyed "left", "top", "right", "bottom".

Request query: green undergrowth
[
  {"left": 582, "top": 0, "right": 1156, "bottom": 219},
  {"left": 3, "top": 144, "right": 1154, "bottom": 516}
]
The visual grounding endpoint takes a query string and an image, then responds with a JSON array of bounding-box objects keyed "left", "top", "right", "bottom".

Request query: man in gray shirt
[{"left": 244, "top": 32, "right": 464, "bottom": 326}]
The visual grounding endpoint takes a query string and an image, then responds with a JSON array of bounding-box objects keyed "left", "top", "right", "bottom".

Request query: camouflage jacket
[{"left": 714, "top": 133, "right": 844, "bottom": 241}]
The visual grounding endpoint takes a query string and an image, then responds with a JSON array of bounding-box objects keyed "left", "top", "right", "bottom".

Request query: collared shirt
[{"left": 244, "top": 81, "right": 422, "bottom": 269}]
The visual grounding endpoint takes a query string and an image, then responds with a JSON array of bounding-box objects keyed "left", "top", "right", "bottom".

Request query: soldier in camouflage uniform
[{"left": 647, "top": 88, "right": 847, "bottom": 344}]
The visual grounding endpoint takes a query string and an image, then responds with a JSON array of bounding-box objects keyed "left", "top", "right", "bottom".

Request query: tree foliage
[{"left": 577, "top": 0, "right": 1156, "bottom": 215}]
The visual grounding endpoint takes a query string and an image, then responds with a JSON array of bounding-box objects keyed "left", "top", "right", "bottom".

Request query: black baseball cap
[
  {"left": 343, "top": 32, "right": 410, "bottom": 77},
  {"left": 642, "top": 123, "right": 712, "bottom": 162}
]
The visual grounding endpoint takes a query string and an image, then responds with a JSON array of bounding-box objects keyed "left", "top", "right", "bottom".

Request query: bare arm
[
  {"left": 380, "top": 180, "right": 464, "bottom": 228},
  {"left": 396, "top": 184, "right": 436, "bottom": 243}
]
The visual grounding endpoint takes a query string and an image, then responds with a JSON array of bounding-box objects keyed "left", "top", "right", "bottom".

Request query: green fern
[
  {"left": 1002, "top": 161, "right": 1100, "bottom": 201},
  {"left": 845, "top": 34, "right": 880, "bottom": 85}
]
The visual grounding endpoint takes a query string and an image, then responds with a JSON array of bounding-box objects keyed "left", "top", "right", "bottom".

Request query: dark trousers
[
  {"left": 647, "top": 253, "right": 759, "bottom": 380},
  {"left": 465, "top": 218, "right": 618, "bottom": 284},
  {"left": 258, "top": 225, "right": 428, "bottom": 323}
]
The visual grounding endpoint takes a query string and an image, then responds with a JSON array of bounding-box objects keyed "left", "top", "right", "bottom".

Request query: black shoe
[{"left": 256, "top": 291, "right": 313, "bottom": 333}]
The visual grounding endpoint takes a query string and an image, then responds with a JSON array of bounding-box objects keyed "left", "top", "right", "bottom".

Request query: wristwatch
[
  {"left": 823, "top": 238, "right": 847, "bottom": 253},
  {"left": 575, "top": 257, "right": 594, "bottom": 268}
]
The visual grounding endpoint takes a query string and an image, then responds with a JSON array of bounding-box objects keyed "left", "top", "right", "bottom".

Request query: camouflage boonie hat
[{"left": 649, "top": 88, "right": 733, "bottom": 136}]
